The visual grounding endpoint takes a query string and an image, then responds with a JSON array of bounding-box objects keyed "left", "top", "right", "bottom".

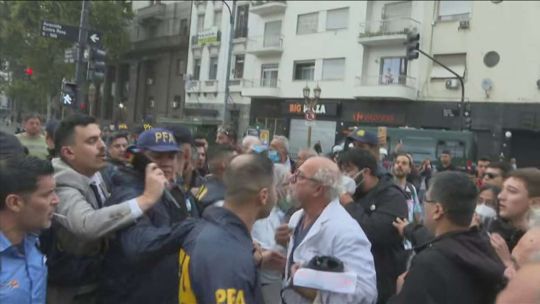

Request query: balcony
[
  {"left": 353, "top": 75, "right": 417, "bottom": 101},
  {"left": 358, "top": 17, "right": 420, "bottom": 46},
  {"left": 202, "top": 80, "right": 219, "bottom": 93},
  {"left": 250, "top": 1, "right": 287, "bottom": 17},
  {"left": 137, "top": 3, "right": 166, "bottom": 24},
  {"left": 185, "top": 80, "right": 201, "bottom": 94},
  {"left": 228, "top": 79, "right": 247, "bottom": 92},
  {"left": 246, "top": 35, "right": 283, "bottom": 57},
  {"left": 241, "top": 78, "right": 281, "bottom": 97}
]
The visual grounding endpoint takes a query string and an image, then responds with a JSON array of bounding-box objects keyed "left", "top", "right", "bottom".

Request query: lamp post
[
  {"left": 302, "top": 84, "right": 321, "bottom": 148},
  {"left": 222, "top": 0, "right": 236, "bottom": 125}
]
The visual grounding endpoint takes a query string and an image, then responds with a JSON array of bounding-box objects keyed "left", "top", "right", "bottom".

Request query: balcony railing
[
  {"left": 356, "top": 75, "right": 416, "bottom": 87},
  {"left": 244, "top": 78, "right": 280, "bottom": 88},
  {"left": 354, "top": 75, "right": 417, "bottom": 100},
  {"left": 250, "top": 1, "right": 287, "bottom": 16},
  {"left": 359, "top": 17, "right": 420, "bottom": 39},
  {"left": 246, "top": 35, "right": 283, "bottom": 56},
  {"left": 137, "top": 3, "right": 166, "bottom": 22}
]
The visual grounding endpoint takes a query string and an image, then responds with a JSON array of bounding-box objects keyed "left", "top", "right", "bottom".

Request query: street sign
[
  {"left": 87, "top": 30, "right": 103, "bottom": 47},
  {"left": 305, "top": 110, "right": 316, "bottom": 121},
  {"left": 41, "top": 20, "right": 103, "bottom": 46},
  {"left": 41, "top": 20, "right": 79, "bottom": 42},
  {"left": 64, "top": 47, "right": 76, "bottom": 63}
]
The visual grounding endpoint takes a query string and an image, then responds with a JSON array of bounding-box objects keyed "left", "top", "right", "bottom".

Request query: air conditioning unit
[
  {"left": 445, "top": 79, "right": 460, "bottom": 90},
  {"left": 459, "top": 20, "right": 470, "bottom": 30}
]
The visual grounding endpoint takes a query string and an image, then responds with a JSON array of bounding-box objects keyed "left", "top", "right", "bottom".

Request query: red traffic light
[{"left": 24, "top": 67, "right": 34, "bottom": 76}]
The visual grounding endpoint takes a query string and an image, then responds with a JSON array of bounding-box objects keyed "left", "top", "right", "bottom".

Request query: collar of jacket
[
  {"left": 415, "top": 226, "right": 481, "bottom": 252},
  {"left": 52, "top": 157, "right": 94, "bottom": 190},
  {"left": 288, "top": 199, "right": 341, "bottom": 249},
  {"left": 203, "top": 207, "right": 251, "bottom": 243}
]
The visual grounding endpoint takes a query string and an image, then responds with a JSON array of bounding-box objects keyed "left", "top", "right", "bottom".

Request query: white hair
[
  {"left": 313, "top": 167, "right": 343, "bottom": 201},
  {"left": 241, "top": 135, "right": 262, "bottom": 152},
  {"left": 273, "top": 163, "right": 290, "bottom": 199},
  {"left": 272, "top": 135, "right": 289, "bottom": 153},
  {"left": 529, "top": 208, "right": 540, "bottom": 229}
]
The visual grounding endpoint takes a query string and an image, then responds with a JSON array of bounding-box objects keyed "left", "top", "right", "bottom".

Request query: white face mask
[
  {"left": 475, "top": 204, "right": 497, "bottom": 220},
  {"left": 341, "top": 175, "right": 357, "bottom": 195},
  {"left": 350, "top": 168, "right": 366, "bottom": 191}
]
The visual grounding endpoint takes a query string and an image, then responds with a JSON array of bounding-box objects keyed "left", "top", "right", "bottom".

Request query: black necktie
[{"left": 90, "top": 183, "right": 103, "bottom": 208}]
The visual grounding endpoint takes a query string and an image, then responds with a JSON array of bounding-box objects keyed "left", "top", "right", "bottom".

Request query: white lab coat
[{"left": 283, "top": 199, "right": 378, "bottom": 304}]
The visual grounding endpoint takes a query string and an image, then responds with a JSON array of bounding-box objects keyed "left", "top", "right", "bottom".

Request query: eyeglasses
[
  {"left": 483, "top": 172, "right": 500, "bottom": 179},
  {"left": 218, "top": 126, "right": 234, "bottom": 137},
  {"left": 290, "top": 171, "right": 320, "bottom": 184}
]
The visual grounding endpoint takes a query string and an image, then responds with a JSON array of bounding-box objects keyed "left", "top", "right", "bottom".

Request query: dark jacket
[
  {"left": 345, "top": 178, "right": 408, "bottom": 304},
  {"left": 100, "top": 167, "right": 198, "bottom": 304},
  {"left": 178, "top": 207, "right": 263, "bottom": 304},
  {"left": 488, "top": 218, "right": 526, "bottom": 251},
  {"left": 100, "top": 159, "right": 125, "bottom": 190},
  {"left": 195, "top": 175, "right": 226, "bottom": 212},
  {"left": 389, "top": 228, "right": 507, "bottom": 304}
]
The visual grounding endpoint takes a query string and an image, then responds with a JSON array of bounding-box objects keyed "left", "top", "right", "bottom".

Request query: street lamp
[{"left": 303, "top": 84, "right": 321, "bottom": 148}]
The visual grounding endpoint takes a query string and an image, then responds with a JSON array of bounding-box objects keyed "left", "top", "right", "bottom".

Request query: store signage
[
  {"left": 197, "top": 27, "right": 219, "bottom": 45},
  {"left": 352, "top": 112, "right": 401, "bottom": 124},
  {"left": 284, "top": 102, "right": 338, "bottom": 117}
]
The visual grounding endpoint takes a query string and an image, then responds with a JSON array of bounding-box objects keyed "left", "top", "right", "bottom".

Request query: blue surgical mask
[{"left": 268, "top": 150, "right": 280, "bottom": 163}]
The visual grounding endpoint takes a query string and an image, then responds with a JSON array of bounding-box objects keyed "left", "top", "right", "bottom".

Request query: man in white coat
[{"left": 283, "top": 157, "right": 377, "bottom": 304}]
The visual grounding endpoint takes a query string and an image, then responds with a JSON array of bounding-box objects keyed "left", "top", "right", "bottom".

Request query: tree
[{"left": 0, "top": 0, "right": 133, "bottom": 119}]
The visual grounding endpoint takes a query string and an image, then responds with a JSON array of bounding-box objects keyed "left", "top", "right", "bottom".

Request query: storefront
[{"left": 250, "top": 98, "right": 540, "bottom": 165}]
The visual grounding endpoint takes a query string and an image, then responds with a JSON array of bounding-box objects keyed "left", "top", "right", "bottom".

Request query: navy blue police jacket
[
  {"left": 179, "top": 206, "right": 263, "bottom": 304},
  {"left": 100, "top": 167, "right": 198, "bottom": 304}
]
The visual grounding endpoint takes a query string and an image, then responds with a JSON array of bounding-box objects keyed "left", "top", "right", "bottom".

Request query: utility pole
[
  {"left": 417, "top": 49, "right": 465, "bottom": 131},
  {"left": 74, "top": 0, "right": 89, "bottom": 113},
  {"left": 222, "top": 0, "right": 236, "bottom": 125}
]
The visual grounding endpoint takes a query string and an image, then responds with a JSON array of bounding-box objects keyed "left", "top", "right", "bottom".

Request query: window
[
  {"left": 438, "top": 1, "right": 472, "bottom": 20},
  {"left": 209, "top": 57, "right": 218, "bottom": 80},
  {"left": 322, "top": 58, "right": 345, "bottom": 80},
  {"left": 430, "top": 53, "right": 466, "bottom": 79},
  {"left": 326, "top": 8, "right": 349, "bottom": 30},
  {"left": 379, "top": 57, "right": 407, "bottom": 85},
  {"left": 233, "top": 55, "right": 244, "bottom": 79},
  {"left": 180, "top": 19, "right": 188, "bottom": 34},
  {"left": 261, "top": 64, "right": 279, "bottom": 87},
  {"left": 293, "top": 61, "right": 315, "bottom": 81},
  {"left": 235, "top": 5, "right": 249, "bottom": 38},
  {"left": 197, "top": 14, "right": 205, "bottom": 32},
  {"left": 176, "top": 59, "right": 185, "bottom": 76},
  {"left": 213, "top": 11, "right": 222, "bottom": 27},
  {"left": 193, "top": 59, "right": 201, "bottom": 80},
  {"left": 297, "top": 12, "right": 318, "bottom": 34},
  {"left": 263, "top": 21, "right": 282, "bottom": 47}
]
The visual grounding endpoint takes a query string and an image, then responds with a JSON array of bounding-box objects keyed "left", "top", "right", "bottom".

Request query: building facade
[
  {"left": 105, "top": 0, "right": 191, "bottom": 126},
  {"left": 184, "top": 1, "right": 540, "bottom": 165}
]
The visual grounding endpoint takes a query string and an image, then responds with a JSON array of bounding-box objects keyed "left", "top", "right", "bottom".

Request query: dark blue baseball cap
[
  {"left": 347, "top": 128, "right": 378, "bottom": 145},
  {"left": 136, "top": 128, "right": 180, "bottom": 152}
]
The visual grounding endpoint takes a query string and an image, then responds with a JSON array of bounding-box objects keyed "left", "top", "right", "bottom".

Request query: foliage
[{"left": 0, "top": 0, "right": 133, "bottom": 113}]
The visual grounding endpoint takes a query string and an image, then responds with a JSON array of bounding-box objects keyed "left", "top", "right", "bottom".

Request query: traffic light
[
  {"left": 24, "top": 67, "right": 33, "bottom": 80},
  {"left": 463, "top": 103, "right": 472, "bottom": 130},
  {"left": 61, "top": 81, "right": 78, "bottom": 108},
  {"left": 87, "top": 47, "right": 107, "bottom": 82},
  {"left": 406, "top": 32, "right": 420, "bottom": 60}
]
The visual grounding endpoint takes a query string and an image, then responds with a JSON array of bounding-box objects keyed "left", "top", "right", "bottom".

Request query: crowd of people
[{"left": 1, "top": 112, "right": 539, "bottom": 304}]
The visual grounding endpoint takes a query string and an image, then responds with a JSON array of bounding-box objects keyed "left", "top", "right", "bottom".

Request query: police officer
[{"left": 179, "top": 153, "right": 277, "bottom": 303}]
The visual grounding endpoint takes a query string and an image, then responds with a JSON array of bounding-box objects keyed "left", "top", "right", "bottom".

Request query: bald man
[
  {"left": 496, "top": 260, "right": 540, "bottom": 304},
  {"left": 241, "top": 135, "right": 262, "bottom": 154},
  {"left": 283, "top": 157, "right": 377, "bottom": 303}
]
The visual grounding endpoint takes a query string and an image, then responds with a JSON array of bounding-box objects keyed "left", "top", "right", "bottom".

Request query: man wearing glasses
[
  {"left": 216, "top": 124, "right": 238, "bottom": 149},
  {"left": 483, "top": 161, "right": 513, "bottom": 188},
  {"left": 283, "top": 156, "right": 377, "bottom": 304},
  {"left": 390, "top": 171, "right": 506, "bottom": 304}
]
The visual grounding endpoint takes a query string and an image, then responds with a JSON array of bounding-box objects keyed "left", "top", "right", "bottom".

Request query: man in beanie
[{"left": 0, "top": 131, "right": 26, "bottom": 160}]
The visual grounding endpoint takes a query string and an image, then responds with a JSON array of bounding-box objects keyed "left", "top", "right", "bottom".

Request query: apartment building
[
  {"left": 185, "top": 1, "right": 540, "bottom": 162},
  {"left": 110, "top": 0, "right": 191, "bottom": 124}
]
